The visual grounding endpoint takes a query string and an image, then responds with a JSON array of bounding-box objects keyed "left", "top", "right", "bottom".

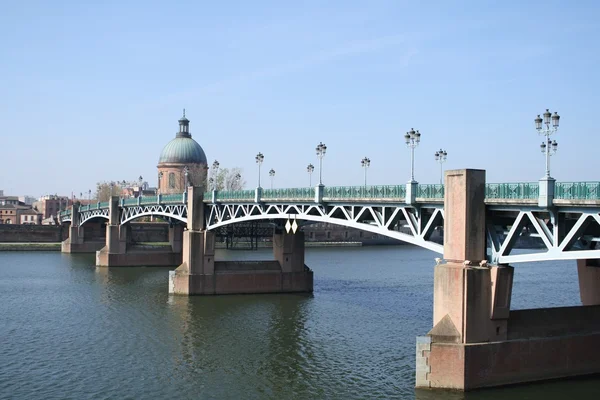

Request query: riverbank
[
  {"left": 0, "top": 241, "right": 365, "bottom": 251},
  {"left": 0, "top": 243, "right": 62, "bottom": 251}
]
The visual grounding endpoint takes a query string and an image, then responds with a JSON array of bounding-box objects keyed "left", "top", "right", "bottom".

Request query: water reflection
[{"left": 166, "top": 293, "right": 316, "bottom": 399}]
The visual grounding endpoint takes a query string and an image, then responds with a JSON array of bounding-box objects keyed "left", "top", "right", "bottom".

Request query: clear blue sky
[{"left": 1, "top": 0, "right": 599, "bottom": 197}]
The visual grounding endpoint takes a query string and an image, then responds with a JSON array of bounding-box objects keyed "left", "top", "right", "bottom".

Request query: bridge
[
  {"left": 57, "top": 171, "right": 600, "bottom": 391},
  {"left": 59, "top": 180, "right": 600, "bottom": 264}
]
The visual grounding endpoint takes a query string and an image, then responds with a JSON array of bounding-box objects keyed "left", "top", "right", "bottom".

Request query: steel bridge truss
[
  {"left": 120, "top": 204, "right": 188, "bottom": 225},
  {"left": 487, "top": 206, "right": 600, "bottom": 264},
  {"left": 205, "top": 202, "right": 445, "bottom": 253}
]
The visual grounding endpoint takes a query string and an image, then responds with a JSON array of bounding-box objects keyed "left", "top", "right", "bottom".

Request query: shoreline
[{"left": 0, "top": 241, "right": 368, "bottom": 252}]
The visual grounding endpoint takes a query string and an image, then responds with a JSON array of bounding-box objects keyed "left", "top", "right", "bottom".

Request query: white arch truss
[
  {"left": 205, "top": 202, "right": 444, "bottom": 254},
  {"left": 79, "top": 208, "right": 110, "bottom": 225},
  {"left": 120, "top": 203, "right": 187, "bottom": 225},
  {"left": 487, "top": 205, "right": 600, "bottom": 264}
]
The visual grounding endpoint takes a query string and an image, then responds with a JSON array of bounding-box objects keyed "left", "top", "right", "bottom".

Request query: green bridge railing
[
  {"left": 485, "top": 182, "right": 539, "bottom": 200},
  {"left": 555, "top": 182, "right": 600, "bottom": 200},
  {"left": 262, "top": 187, "right": 315, "bottom": 200},
  {"left": 323, "top": 185, "right": 408, "bottom": 199},
  {"left": 57, "top": 182, "right": 600, "bottom": 219}
]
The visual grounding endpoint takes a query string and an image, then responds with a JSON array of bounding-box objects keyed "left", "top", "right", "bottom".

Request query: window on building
[
  {"left": 169, "top": 172, "right": 176, "bottom": 189},
  {"left": 309, "top": 232, "right": 314, "bottom": 239},
  {"left": 327, "top": 231, "right": 331, "bottom": 239},
  {"left": 345, "top": 231, "right": 348, "bottom": 239},
  {"left": 359, "top": 231, "right": 364, "bottom": 238}
]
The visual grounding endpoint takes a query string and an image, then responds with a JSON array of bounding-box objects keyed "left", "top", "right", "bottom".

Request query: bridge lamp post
[
  {"left": 138, "top": 176, "right": 143, "bottom": 197},
  {"left": 233, "top": 173, "right": 241, "bottom": 190},
  {"left": 88, "top": 189, "right": 91, "bottom": 201},
  {"left": 361, "top": 157, "right": 370, "bottom": 187},
  {"left": 158, "top": 172, "right": 163, "bottom": 194},
  {"left": 255, "top": 152, "right": 264, "bottom": 188},
  {"left": 307, "top": 163, "right": 314, "bottom": 186},
  {"left": 535, "top": 109, "right": 560, "bottom": 179},
  {"left": 404, "top": 128, "right": 421, "bottom": 183},
  {"left": 316, "top": 142, "right": 327, "bottom": 185},
  {"left": 434, "top": 149, "right": 448, "bottom": 185},
  {"left": 212, "top": 160, "right": 220, "bottom": 190},
  {"left": 269, "top": 169, "right": 275, "bottom": 190}
]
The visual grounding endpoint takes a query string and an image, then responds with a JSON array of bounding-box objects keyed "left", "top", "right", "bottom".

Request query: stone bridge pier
[
  {"left": 61, "top": 203, "right": 106, "bottom": 253},
  {"left": 416, "top": 169, "right": 600, "bottom": 391},
  {"left": 170, "top": 187, "right": 313, "bottom": 295},
  {"left": 96, "top": 196, "right": 183, "bottom": 267}
]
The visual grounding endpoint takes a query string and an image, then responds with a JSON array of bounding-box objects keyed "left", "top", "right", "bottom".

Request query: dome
[{"left": 158, "top": 137, "right": 207, "bottom": 165}]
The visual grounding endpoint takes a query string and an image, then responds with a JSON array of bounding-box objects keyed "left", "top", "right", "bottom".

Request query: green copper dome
[
  {"left": 158, "top": 111, "right": 207, "bottom": 165},
  {"left": 158, "top": 137, "right": 207, "bottom": 164}
]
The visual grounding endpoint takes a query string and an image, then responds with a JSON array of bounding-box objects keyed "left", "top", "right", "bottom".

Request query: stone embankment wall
[
  {"left": 0, "top": 224, "right": 68, "bottom": 242},
  {"left": 0, "top": 222, "right": 172, "bottom": 243}
]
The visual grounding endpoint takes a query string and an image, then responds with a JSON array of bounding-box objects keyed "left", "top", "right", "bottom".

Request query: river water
[{"left": 1, "top": 246, "right": 599, "bottom": 399}]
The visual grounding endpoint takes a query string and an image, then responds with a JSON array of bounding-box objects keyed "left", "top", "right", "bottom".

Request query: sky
[{"left": 1, "top": 0, "right": 599, "bottom": 197}]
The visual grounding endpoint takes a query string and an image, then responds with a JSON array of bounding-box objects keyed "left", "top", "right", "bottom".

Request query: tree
[
  {"left": 208, "top": 167, "right": 246, "bottom": 191},
  {"left": 95, "top": 181, "right": 122, "bottom": 202}
]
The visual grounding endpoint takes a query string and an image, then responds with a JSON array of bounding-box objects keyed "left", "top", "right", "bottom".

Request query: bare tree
[
  {"left": 96, "top": 181, "right": 122, "bottom": 202},
  {"left": 208, "top": 167, "right": 246, "bottom": 191}
]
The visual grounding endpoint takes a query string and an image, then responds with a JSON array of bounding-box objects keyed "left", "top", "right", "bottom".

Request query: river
[{"left": 1, "top": 246, "right": 599, "bottom": 399}]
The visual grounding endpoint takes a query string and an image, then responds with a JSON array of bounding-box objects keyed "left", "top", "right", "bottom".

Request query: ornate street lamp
[
  {"left": 404, "top": 128, "right": 421, "bottom": 183},
  {"left": 361, "top": 157, "right": 371, "bottom": 186},
  {"left": 535, "top": 109, "right": 560, "bottom": 178},
  {"left": 88, "top": 189, "right": 91, "bottom": 201},
  {"left": 138, "top": 176, "right": 143, "bottom": 197},
  {"left": 233, "top": 173, "right": 242, "bottom": 190},
  {"left": 269, "top": 168, "right": 275, "bottom": 189},
  {"left": 255, "top": 152, "right": 264, "bottom": 188},
  {"left": 316, "top": 142, "right": 327, "bottom": 185},
  {"left": 434, "top": 149, "right": 448, "bottom": 185},
  {"left": 211, "top": 160, "right": 220, "bottom": 190},
  {"left": 158, "top": 171, "right": 163, "bottom": 194},
  {"left": 307, "top": 163, "right": 314, "bottom": 186}
]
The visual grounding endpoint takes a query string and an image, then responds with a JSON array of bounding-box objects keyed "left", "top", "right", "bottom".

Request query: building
[
  {"left": 0, "top": 203, "right": 41, "bottom": 225},
  {"left": 19, "top": 209, "right": 42, "bottom": 225},
  {"left": 0, "top": 196, "right": 21, "bottom": 206},
  {"left": 0, "top": 204, "right": 18, "bottom": 224},
  {"left": 33, "top": 195, "right": 72, "bottom": 220},
  {"left": 157, "top": 111, "right": 208, "bottom": 194},
  {"left": 18, "top": 195, "right": 37, "bottom": 206}
]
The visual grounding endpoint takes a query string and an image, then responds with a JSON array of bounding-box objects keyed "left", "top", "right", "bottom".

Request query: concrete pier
[
  {"left": 96, "top": 197, "right": 182, "bottom": 267},
  {"left": 416, "top": 169, "right": 600, "bottom": 391},
  {"left": 169, "top": 187, "right": 313, "bottom": 295},
  {"left": 61, "top": 203, "right": 105, "bottom": 253}
]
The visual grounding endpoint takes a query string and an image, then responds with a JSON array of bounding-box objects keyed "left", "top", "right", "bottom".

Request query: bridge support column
[
  {"left": 416, "top": 169, "right": 600, "bottom": 391},
  {"left": 170, "top": 187, "right": 313, "bottom": 295},
  {"left": 97, "top": 197, "right": 181, "bottom": 267},
  {"left": 61, "top": 204, "right": 106, "bottom": 253},
  {"left": 577, "top": 259, "right": 600, "bottom": 305},
  {"left": 169, "top": 224, "right": 184, "bottom": 253}
]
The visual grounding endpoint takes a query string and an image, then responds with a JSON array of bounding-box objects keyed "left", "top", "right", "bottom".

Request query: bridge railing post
[
  {"left": 538, "top": 176, "right": 555, "bottom": 208},
  {"left": 315, "top": 184, "right": 324, "bottom": 203},
  {"left": 406, "top": 181, "right": 417, "bottom": 205},
  {"left": 255, "top": 187, "right": 262, "bottom": 203}
]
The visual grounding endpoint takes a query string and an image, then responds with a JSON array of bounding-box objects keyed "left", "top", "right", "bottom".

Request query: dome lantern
[{"left": 177, "top": 108, "right": 191, "bottom": 138}]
